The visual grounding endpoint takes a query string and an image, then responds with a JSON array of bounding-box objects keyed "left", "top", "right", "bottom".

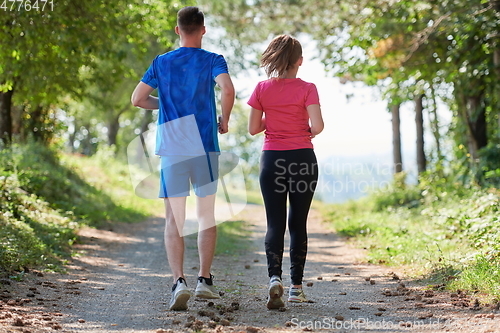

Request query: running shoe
[
  {"left": 195, "top": 274, "right": 221, "bottom": 299},
  {"left": 267, "top": 275, "right": 285, "bottom": 309},
  {"left": 288, "top": 286, "right": 308, "bottom": 302},
  {"left": 169, "top": 277, "right": 192, "bottom": 311}
]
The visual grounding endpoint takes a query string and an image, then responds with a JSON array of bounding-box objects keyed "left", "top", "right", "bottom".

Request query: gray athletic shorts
[{"left": 159, "top": 153, "right": 219, "bottom": 198}]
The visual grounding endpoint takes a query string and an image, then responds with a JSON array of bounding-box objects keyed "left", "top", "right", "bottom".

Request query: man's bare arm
[
  {"left": 131, "top": 82, "right": 159, "bottom": 110},
  {"left": 215, "top": 73, "right": 235, "bottom": 134}
]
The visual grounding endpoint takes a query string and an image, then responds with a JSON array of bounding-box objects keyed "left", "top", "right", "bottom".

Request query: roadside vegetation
[
  {"left": 0, "top": 143, "right": 159, "bottom": 274},
  {"left": 0, "top": 143, "right": 255, "bottom": 275},
  {"left": 323, "top": 172, "right": 500, "bottom": 302}
]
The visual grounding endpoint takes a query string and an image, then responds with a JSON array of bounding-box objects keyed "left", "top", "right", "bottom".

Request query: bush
[
  {"left": 0, "top": 143, "right": 157, "bottom": 273},
  {"left": 479, "top": 143, "right": 500, "bottom": 187},
  {"left": 0, "top": 173, "right": 75, "bottom": 272},
  {"left": 370, "top": 172, "right": 422, "bottom": 211},
  {"left": 322, "top": 170, "right": 500, "bottom": 300}
]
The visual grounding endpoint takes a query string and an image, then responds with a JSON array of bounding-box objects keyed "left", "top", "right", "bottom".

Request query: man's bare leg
[
  {"left": 164, "top": 196, "right": 187, "bottom": 283},
  {"left": 196, "top": 193, "right": 217, "bottom": 278}
]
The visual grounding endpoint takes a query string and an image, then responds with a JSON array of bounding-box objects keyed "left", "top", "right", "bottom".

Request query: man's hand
[
  {"left": 215, "top": 73, "right": 234, "bottom": 135},
  {"left": 218, "top": 115, "right": 229, "bottom": 134}
]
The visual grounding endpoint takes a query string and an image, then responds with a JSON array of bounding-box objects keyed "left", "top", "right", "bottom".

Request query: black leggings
[{"left": 260, "top": 149, "right": 318, "bottom": 285}]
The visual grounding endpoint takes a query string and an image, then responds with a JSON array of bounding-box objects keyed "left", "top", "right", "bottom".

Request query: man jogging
[{"left": 131, "top": 6, "right": 235, "bottom": 311}]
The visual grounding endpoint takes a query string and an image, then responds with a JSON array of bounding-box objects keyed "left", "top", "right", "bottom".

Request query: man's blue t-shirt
[{"left": 141, "top": 47, "right": 228, "bottom": 156}]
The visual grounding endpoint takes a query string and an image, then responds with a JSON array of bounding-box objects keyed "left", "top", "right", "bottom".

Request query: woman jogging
[{"left": 247, "top": 35, "right": 324, "bottom": 309}]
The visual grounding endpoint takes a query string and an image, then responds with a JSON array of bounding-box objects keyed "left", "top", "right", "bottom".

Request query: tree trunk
[
  {"left": 140, "top": 110, "right": 154, "bottom": 134},
  {"left": 29, "top": 105, "right": 44, "bottom": 142},
  {"left": 391, "top": 103, "right": 403, "bottom": 174},
  {"left": 107, "top": 105, "right": 130, "bottom": 147},
  {"left": 488, "top": 0, "right": 500, "bottom": 140},
  {"left": 494, "top": 47, "right": 500, "bottom": 138},
  {"left": 11, "top": 105, "right": 23, "bottom": 141},
  {"left": 68, "top": 120, "right": 77, "bottom": 153},
  {"left": 455, "top": 83, "right": 488, "bottom": 162},
  {"left": 107, "top": 115, "right": 120, "bottom": 147},
  {"left": 0, "top": 90, "right": 14, "bottom": 147},
  {"left": 428, "top": 84, "right": 443, "bottom": 164},
  {"left": 80, "top": 123, "right": 93, "bottom": 156},
  {"left": 464, "top": 95, "right": 487, "bottom": 161},
  {"left": 415, "top": 94, "right": 426, "bottom": 174}
]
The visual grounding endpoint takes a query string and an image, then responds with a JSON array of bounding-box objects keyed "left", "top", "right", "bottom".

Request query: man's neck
[{"left": 179, "top": 36, "right": 202, "bottom": 48}]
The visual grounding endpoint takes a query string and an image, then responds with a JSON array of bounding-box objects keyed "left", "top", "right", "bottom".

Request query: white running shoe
[
  {"left": 195, "top": 275, "right": 221, "bottom": 299},
  {"left": 267, "top": 275, "right": 285, "bottom": 309},
  {"left": 169, "top": 277, "right": 192, "bottom": 311},
  {"left": 288, "top": 286, "right": 308, "bottom": 302}
]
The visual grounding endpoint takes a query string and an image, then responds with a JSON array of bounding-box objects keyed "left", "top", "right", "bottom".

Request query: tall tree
[
  {"left": 415, "top": 94, "right": 426, "bottom": 174},
  {"left": 391, "top": 103, "right": 403, "bottom": 174},
  {"left": 427, "top": 83, "right": 444, "bottom": 166},
  {"left": 0, "top": 0, "right": 190, "bottom": 147},
  {"left": 0, "top": 90, "right": 13, "bottom": 146}
]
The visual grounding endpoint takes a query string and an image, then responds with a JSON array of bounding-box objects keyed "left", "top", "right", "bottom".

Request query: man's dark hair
[{"left": 177, "top": 6, "right": 204, "bottom": 34}]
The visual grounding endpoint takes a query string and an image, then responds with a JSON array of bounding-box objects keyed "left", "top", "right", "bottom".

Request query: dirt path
[{"left": 1, "top": 204, "right": 499, "bottom": 332}]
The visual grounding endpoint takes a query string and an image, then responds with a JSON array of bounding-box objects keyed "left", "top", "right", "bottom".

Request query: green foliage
[
  {"left": 370, "top": 173, "right": 422, "bottom": 211},
  {"left": 5, "top": 143, "right": 147, "bottom": 226},
  {"left": 322, "top": 175, "right": 500, "bottom": 299},
  {"left": 1, "top": 0, "right": 187, "bottom": 99},
  {"left": 478, "top": 143, "right": 500, "bottom": 187},
  {"left": 206, "top": 0, "right": 500, "bottom": 180},
  {"left": 60, "top": 146, "right": 164, "bottom": 224},
  {"left": 448, "top": 255, "right": 500, "bottom": 301},
  {"left": 1, "top": 0, "right": 193, "bottom": 149},
  {"left": 0, "top": 143, "right": 162, "bottom": 274},
  {"left": 245, "top": 190, "right": 264, "bottom": 206},
  {"left": 214, "top": 220, "right": 253, "bottom": 255},
  {"left": 420, "top": 190, "right": 500, "bottom": 255},
  {"left": 0, "top": 164, "right": 76, "bottom": 272}
]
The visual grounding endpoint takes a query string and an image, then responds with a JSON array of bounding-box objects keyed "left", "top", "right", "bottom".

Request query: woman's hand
[{"left": 307, "top": 104, "right": 324, "bottom": 137}]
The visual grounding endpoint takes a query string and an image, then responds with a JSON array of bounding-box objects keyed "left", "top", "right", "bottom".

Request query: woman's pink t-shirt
[{"left": 247, "top": 78, "right": 320, "bottom": 151}]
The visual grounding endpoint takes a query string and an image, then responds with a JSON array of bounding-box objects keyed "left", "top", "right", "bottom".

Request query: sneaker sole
[
  {"left": 195, "top": 290, "right": 221, "bottom": 299},
  {"left": 169, "top": 290, "right": 191, "bottom": 311},
  {"left": 288, "top": 297, "right": 307, "bottom": 303},
  {"left": 267, "top": 283, "right": 284, "bottom": 309}
]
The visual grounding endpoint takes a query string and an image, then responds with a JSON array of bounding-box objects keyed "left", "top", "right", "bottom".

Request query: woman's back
[{"left": 249, "top": 78, "right": 319, "bottom": 150}]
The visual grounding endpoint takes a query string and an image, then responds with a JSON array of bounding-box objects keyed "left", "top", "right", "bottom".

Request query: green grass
[
  {"left": 185, "top": 219, "right": 253, "bottom": 255},
  {"left": 322, "top": 176, "right": 500, "bottom": 302},
  {"left": 217, "top": 186, "right": 263, "bottom": 206},
  {"left": 215, "top": 220, "right": 253, "bottom": 255},
  {"left": 245, "top": 189, "right": 263, "bottom": 205},
  {"left": 449, "top": 256, "right": 500, "bottom": 301},
  {"left": 60, "top": 147, "right": 165, "bottom": 222},
  {"left": 0, "top": 143, "right": 164, "bottom": 274},
  {"left": 323, "top": 203, "right": 460, "bottom": 271}
]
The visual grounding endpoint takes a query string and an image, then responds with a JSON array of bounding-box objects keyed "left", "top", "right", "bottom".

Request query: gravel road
[{"left": 1, "top": 204, "right": 499, "bottom": 333}]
